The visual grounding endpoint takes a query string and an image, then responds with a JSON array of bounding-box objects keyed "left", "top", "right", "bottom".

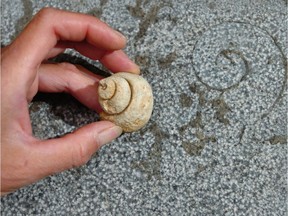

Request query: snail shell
[{"left": 98, "top": 72, "right": 153, "bottom": 132}]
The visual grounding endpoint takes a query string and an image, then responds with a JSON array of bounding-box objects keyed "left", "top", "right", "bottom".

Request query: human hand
[{"left": 1, "top": 8, "right": 140, "bottom": 195}]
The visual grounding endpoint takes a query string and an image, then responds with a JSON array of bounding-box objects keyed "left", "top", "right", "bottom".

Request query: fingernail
[
  {"left": 98, "top": 125, "right": 123, "bottom": 147},
  {"left": 113, "top": 29, "right": 126, "bottom": 41},
  {"left": 131, "top": 64, "right": 141, "bottom": 74},
  {"left": 123, "top": 61, "right": 141, "bottom": 75}
]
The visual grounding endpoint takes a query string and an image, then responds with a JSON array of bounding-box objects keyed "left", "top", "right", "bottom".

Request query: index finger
[{"left": 5, "top": 7, "right": 127, "bottom": 75}]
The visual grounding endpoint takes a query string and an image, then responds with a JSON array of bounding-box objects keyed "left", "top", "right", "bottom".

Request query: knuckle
[
  {"left": 93, "top": 132, "right": 102, "bottom": 149},
  {"left": 36, "top": 7, "right": 57, "bottom": 19},
  {"left": 52, "top": 62, "right": 86, "bottom": 93},
  {"left": 57, "top": 63, "right": 80, "bottom": 90},
  {"left": 72, "top": 142, "right": 91, "bottom": 167},
  {"left": 58, "top": 62, "right": 79, "bottom": 73}
]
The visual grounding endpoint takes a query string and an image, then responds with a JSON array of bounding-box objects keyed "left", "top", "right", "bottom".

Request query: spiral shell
[{"left": 98, "top": 72, "right": 153, "bottom": 132}]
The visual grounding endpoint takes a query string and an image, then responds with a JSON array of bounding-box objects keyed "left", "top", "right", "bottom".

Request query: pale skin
[{"left": 0, "top": 8, "right": 140, "bottom": 196}]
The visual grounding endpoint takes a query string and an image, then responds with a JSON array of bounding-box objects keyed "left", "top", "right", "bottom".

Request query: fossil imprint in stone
[{"left": 98, "top": 72, "right": 153, "bottom": 132}]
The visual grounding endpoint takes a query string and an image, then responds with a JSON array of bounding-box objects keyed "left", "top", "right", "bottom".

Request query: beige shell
[{"left": 98, "top": 72, "right": 153, "bottom": 132}]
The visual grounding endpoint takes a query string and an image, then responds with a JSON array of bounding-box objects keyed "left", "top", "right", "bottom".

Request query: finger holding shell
[{"left": 98, "top": 72, "right": 153, "bottom": 132}]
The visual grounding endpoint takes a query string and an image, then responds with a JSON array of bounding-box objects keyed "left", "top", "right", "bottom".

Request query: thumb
[{"left": 33, "top": 121, "right": 122, "bottom": 177}]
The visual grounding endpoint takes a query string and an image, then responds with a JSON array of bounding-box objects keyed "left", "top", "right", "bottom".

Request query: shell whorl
[
  {"left": 98, "top": 76, "right": 131, "bottom": 114},
  {"left": 98, "top": 72, "right": 153, "bottom": 132}
]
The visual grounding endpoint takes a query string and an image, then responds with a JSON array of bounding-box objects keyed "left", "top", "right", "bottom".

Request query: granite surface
[{"left": 1, "top": 0, "right": 287, "bottom": 215}]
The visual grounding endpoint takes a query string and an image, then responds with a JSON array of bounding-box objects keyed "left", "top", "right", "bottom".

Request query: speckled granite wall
[{"left": 1, "top": 0, "right": 287, "bottom": 215}]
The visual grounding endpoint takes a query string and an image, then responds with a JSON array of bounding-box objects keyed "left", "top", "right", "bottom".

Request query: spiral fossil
[
  {"left": 192, "top": 22, "right": 286, "bottom": 119},
  {"left": 98, "top": 72, "right": 154, "bottom": 132}
]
